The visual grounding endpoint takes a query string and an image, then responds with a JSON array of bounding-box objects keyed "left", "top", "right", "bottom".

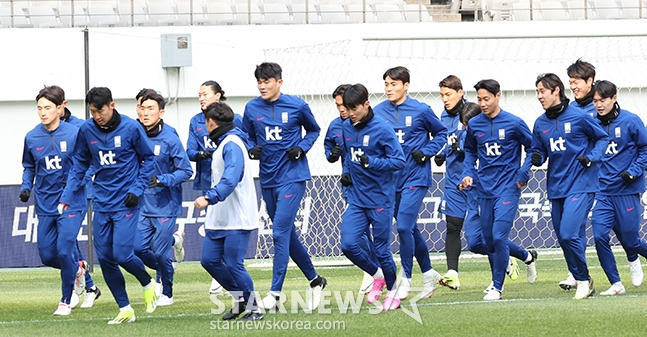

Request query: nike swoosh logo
[
  {"left": 543, "top": 129, "right": 550, "bottom": 133},
  {"left": 161, "top": 218, "right": 170, "bottom": 222},
  {"left": 284, "top": 194, "right": 293, "bottom": 199},
  {"left": 68, "top": 213, "right": 77, "bottom": 218},
  {"left": 125, "top": 213, "right": 134, "bottom": 218},
  {"left": 197, "top": 127, "right": 203, "bottom": 131},
  {"left": 295, "top": 153, "right": 301, "bottom": 160},
  {"left": 91, "top": 141, "right": 98, "bottom": 144},
  {"left": 571, "top": 197, "right": 580, "bottom": 201},
  {"left": 502, "top": 201, "right": 511, "bottom": 205},
  {"left": 257, "top": 117, "right": 265, "bottom": 121},
  {"left": 376, "top": 208, "right": 384, "bottom": 213},
  {"left": 36, "top": 146, "right": 44, "bottom": 151},
  {"left": 627, "top": 207, "right": 635, "bottom": 212},
  {"left": 477, "top": 133, "right": 485, "bottom": 138}
]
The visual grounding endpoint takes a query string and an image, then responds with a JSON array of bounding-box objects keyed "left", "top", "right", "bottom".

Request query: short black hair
[
  {"left": 204, "top": 101, "right": 234, "bottom": 123},
  {"left": 592, "top": 80, "right": 617, "bottom": 99},
  {"left": 85, "top": 87, "right": 113, "bottom": 109},
  {"left": 342, "top": 84, "right": 369, "bottom": 109},
  {"left": 567, "top": 58, "right": 596, "bottom": 81},
  {"left": 535, "top": 73, "right": 567, "bottom": 103},
  {"left": 140, "top": 91, "right": 166, "bottom": 110},
  {"left": 255, "top": 62, "right": 282, "bottom": 80},
  {"left": 439, "top": 75, "right": 463, "bottom": 91},
  {"left": 36, "top": 85, "right": 65, "bottom": 105},
  {"left": 473, "top": 79, "right": 500, "bottom": 95},
  {"left": 383, "top": 66, "right": 410, "bottom": 84},
  {"left": 201, "top": 80, "right": 227, "bottom": 101},
  {"left": 461, "top": 102, "right": 481, "bottom": 125},
  {"left": 136, "top": 88, "right": 157, "bottom": 102},
  {"left": 332, "top": 84, "right": 351, "bottom": 99}
]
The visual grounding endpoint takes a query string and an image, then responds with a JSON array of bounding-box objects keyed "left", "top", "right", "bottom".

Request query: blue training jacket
[
  {"left": 462, "top": 109, "right": 532, "bottom": 198},
  {"left": 186, "top": 111, "right": 243, "bottom": 192},
  {"left": 61, "top": 112, "right": 155, "bottom": 211},
  {"left": 439, "top": 107, "right": 467, "bottom": 189},
  {"left": 242, "top": 94, "right": 320, "bottom": 188},
  {"left": 570, "top": 100, "right": 596, "bottom": 117},
  {"left": 342, "top": 111, "right": 405, "bottom": 209},
  {"left": 22, "top": 122, "right": 87, "bottom": 215},
  {"left": 597, "top": 109, "right": 647, "bottom": 195},
  {"left": 324, "top": 116, "right": 347, "bottom": 163},
  {"left": 373, "top": 96, "right": 447, "bottom": 190},
  {"left": 141, "top": 123, "right": 193, "bottom": 217},
  {"left": 531, "top": 104, "right": 609, "bottom": 199}
]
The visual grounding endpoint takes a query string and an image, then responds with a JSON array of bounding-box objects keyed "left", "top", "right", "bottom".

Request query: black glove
[
  {"left": 360, "top": 154, "right": 370, "bottom": 169},
  {"left": 124, "top": 193, "right": 140, "bottom": 208},
  {"left": 434, "top": 154, "right": 445, "bottom": 166},
  {"left": 451, "top": 141, "right": 463, "bottom": 154},
  {"left": 19, "top": 189, "right": 30, "bottom": 202},
  {"left": 340, "top": 173, "right": 352, "bottom": 186},
  {"left": 248, "top": 145, "right": 263, "bottom": 160},
  {"left": 328, "top": 145, "right": 342, "bottom": 163},
  {"left": 195, "top": 150, "right": 213, "bottom": 161},
  {"left": 286, "top": 146, "right": 305, "bottom": 161},
  {"left": 576, "top": 156, "right": 592, "bottom": 168},
  {"left": 411, "top": 150, "right": 429, "bottom": 164},
  {"left": 619, "top": 171, "right": 637, "bottom": 183},
  {"left": 531, "top": 151, "right": 543, "bottom": 166},
  {"left": 148, "top": 176, "right": 165, "bottom": 188}
]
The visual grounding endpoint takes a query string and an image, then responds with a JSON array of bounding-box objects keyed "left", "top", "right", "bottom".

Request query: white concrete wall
[{"left": 2, "top": 20, "right": 647, "bottom": 185}]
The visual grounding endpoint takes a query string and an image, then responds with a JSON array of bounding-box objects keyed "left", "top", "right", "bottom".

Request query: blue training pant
[
  {"left": 262, "top": 182, "right": 318, "bottom": 292},
  {"left": 341, "top": 204, "right": 398, "bottom": 290},
  {"left": 37, "top": 211, "right": 82, "bottom": 305},
  {"left": 551, "top": 193, "right": 594, "bottom": 281},
  {"left": 201, "top": 230, "right": 256, "bottom": 309},
  {"left": 478, "top": 195, "right": 521, "bottom": 291},
  {"left": 593, "top": 194, "right": 647, "bottom": 285},
  {"left": 135, "top": 216, "right": 176, "bottom": 298},
  {"left": 93, "top": 210, "right": 152, "bottom": 308},
  {"left": 395, "top": 187, "right": 432, "bottom": 278}
]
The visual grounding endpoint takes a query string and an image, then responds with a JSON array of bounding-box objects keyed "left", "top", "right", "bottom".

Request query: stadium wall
[{"left": 2, "top": 20, "right": 647, "bottom": 267}]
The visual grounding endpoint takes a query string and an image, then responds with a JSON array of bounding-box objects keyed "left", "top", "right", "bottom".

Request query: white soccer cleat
[
  {"left": 258, "top": 292, "right": 281, "bottom": 311},
  {"left": 80, "top": 286, "right": 101, "bottom": 308},
  {"left": 74, "top": 261, "right": 87, "bottom": 296},
  {"left": 420, "top": 269, "right": 442, "bottom": 298},
  {"left": 359, "top": 272, "right": 374, "bottom": 294},
  {"left": 155, "top": 281, "right": 163, "bottom": 297},
  {"left": 628, "top": 258, "right": 644, "bottom": 287},
  {"left": 306, "top": 276, "right": 327, "bottom": 311},
  {"left": 209, "top": 279, "right": 223, "bottom": 294},
  {"left": 483, "top": 289, "right": 502, "bottom": 301},
  {"left": 395, "top": 277, "right": 411, "bottom": 300},
  {"left": 483, "top": 281, "right": 504, "bottom": 294},
  {"left": 600, "top": 282, "right": 626, "bottom": 296},
  {"left": 573, "top": 278, "right": 595, "bottom": 300},
  {"left": 173, "top": 231, "right": 185, "bottom": 263},
  {"left": 525, "top": 249, "right": 538, "bottom": 284},
  {"left": 157, "top": 294, "right": 174, "bottom": 306},
  {"left": 53, "top": 303, "right": 72, "bottom": 316},
  {"left": 69, "top": 291, "right": 80, "bottom": 309},
  {"left": 559, "top": 273, "right": 577, "bottom": 290}
]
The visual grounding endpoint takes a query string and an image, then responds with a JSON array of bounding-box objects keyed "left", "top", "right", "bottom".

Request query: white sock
[
  {"left": 423, "top": 269, "right": 436, "bottom": 278},
  {"left": 525, "top": 253, "right": 533, "bottom": 263},
  {"left": 119, "top": 304, "right": 133, "bottom": 312},
  {"left": 372, "top": 268, "right": 384, "bottom": 280}
]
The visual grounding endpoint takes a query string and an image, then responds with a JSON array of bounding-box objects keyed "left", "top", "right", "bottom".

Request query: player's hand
[
  {"left": 619, "top": 171, "right": 637, "bottom": 183},
  {"left": 194, "top": 196, "right": 209, "bottom": 210},
  {"left": 517, "top": 181, "right": 528, "bottom": 189},
  {"left": 459, "top": 176, "right": 473, "bottom": 190},
  {"left": 451, "top": 141, "right": 463, "bottom": 154},
  {"left": 196, "top": 150, "right": 213, "bottom": 161},
  {"left": 286, "top": 146, "right": 305, "bottom": 161},
  {"left": 148, "top": 176, "right": 165, "bottom": 188},
  {"left": 359, "top": 154, "right": 370, "bottom": 169},
  {"left": 531, "top": 151, "right": 543, "bottom": 166},
  {"left": 411, "top": 150, "right": 428, "bottom": 164},
  {"left": 328, "top": 145, "right": 342, "bottom": 163},
  {"left": 19, "top": 189, "right": 30, "bottom": 202},
  {"left": 434, "top": 154, "right": 445, "bottom": 166},
  {"left": 124, "top": 193, "right": 140, "bottom": 208},
  {"left": 576, "top": 156, "right": 592, "bottom": 168},
  {"left": 248, "top": 145, "right": 263, "bottom": 160},
  {"left": 57, "top": 202, "right": 69, "bottom": 215},
  {"left": 340, "top": 173, "right": 352, "bottom": 186}
]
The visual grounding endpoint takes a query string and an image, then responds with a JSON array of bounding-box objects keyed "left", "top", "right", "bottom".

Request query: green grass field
[{"left": 1, "top": 249, "right": 646, "bottom": 336}]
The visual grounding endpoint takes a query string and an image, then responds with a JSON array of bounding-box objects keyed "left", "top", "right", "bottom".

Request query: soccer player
[
  {"left": 20, "top": 86, "right": 100, "bottom": 315},
  {"left": 134, "top": 90, "right": 193, "bottom": 306},
  {"left": 460, "top": 79, "right": 536, "bottom": 301},
  {"left": 567, "top": 58, "right": 597, "bottom": 117},
  {"left": 186, "top": 80, "right": 242, "bottom": 295},
  {"left": 195, "top": 101, "right": 264, "bottom": 322},
  {"left": 242, "top": 62, "right": 326, "bottom": 311},
  {"left": 590, "top": 80, "right": 647, "bottom": 295},
  {"left": 373, "top": 66, "right": 447, "bottom": 300},
  {"left": 339, "top": 83, "right": 405, "bottom": 310},
  {"left": 531, "top": 73, "right": 608, "bottom": 299},
  {"left": 50, "top": 85, "right": 101, "bottom": 308},
  {"left": 60, "top": 87, "right": 158, "bottom": 323},
  {"left": 324, "top": 83, "right": 377, "bottom": 294}
]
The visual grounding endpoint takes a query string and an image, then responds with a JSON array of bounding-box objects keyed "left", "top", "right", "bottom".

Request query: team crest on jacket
[
  {"left": 363, "top": 135, "right": 370, "bottom": 146},
  {"left": 498, "top": 129, "right": 505, "bottom": 140},
  {"left": 564, "top": 123, "right": 571, "bottom": 134},
  {"left": 615, "top": 127, "right": 621, "bottom": 138},
  {"left": 282, "top": 112, "right": 288, "bottom": 123},
  {"left": 115, "top": 136, "right": 122, "bottom": 147},
  {"left": 60, "top": 141, "right": 68, "bottom": 152},
  {"left": 154, "top": 144, "right": 161, "bottom": 156},
  {"left": 405, "top": 116, "right": 412, "bottom": 126}
]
